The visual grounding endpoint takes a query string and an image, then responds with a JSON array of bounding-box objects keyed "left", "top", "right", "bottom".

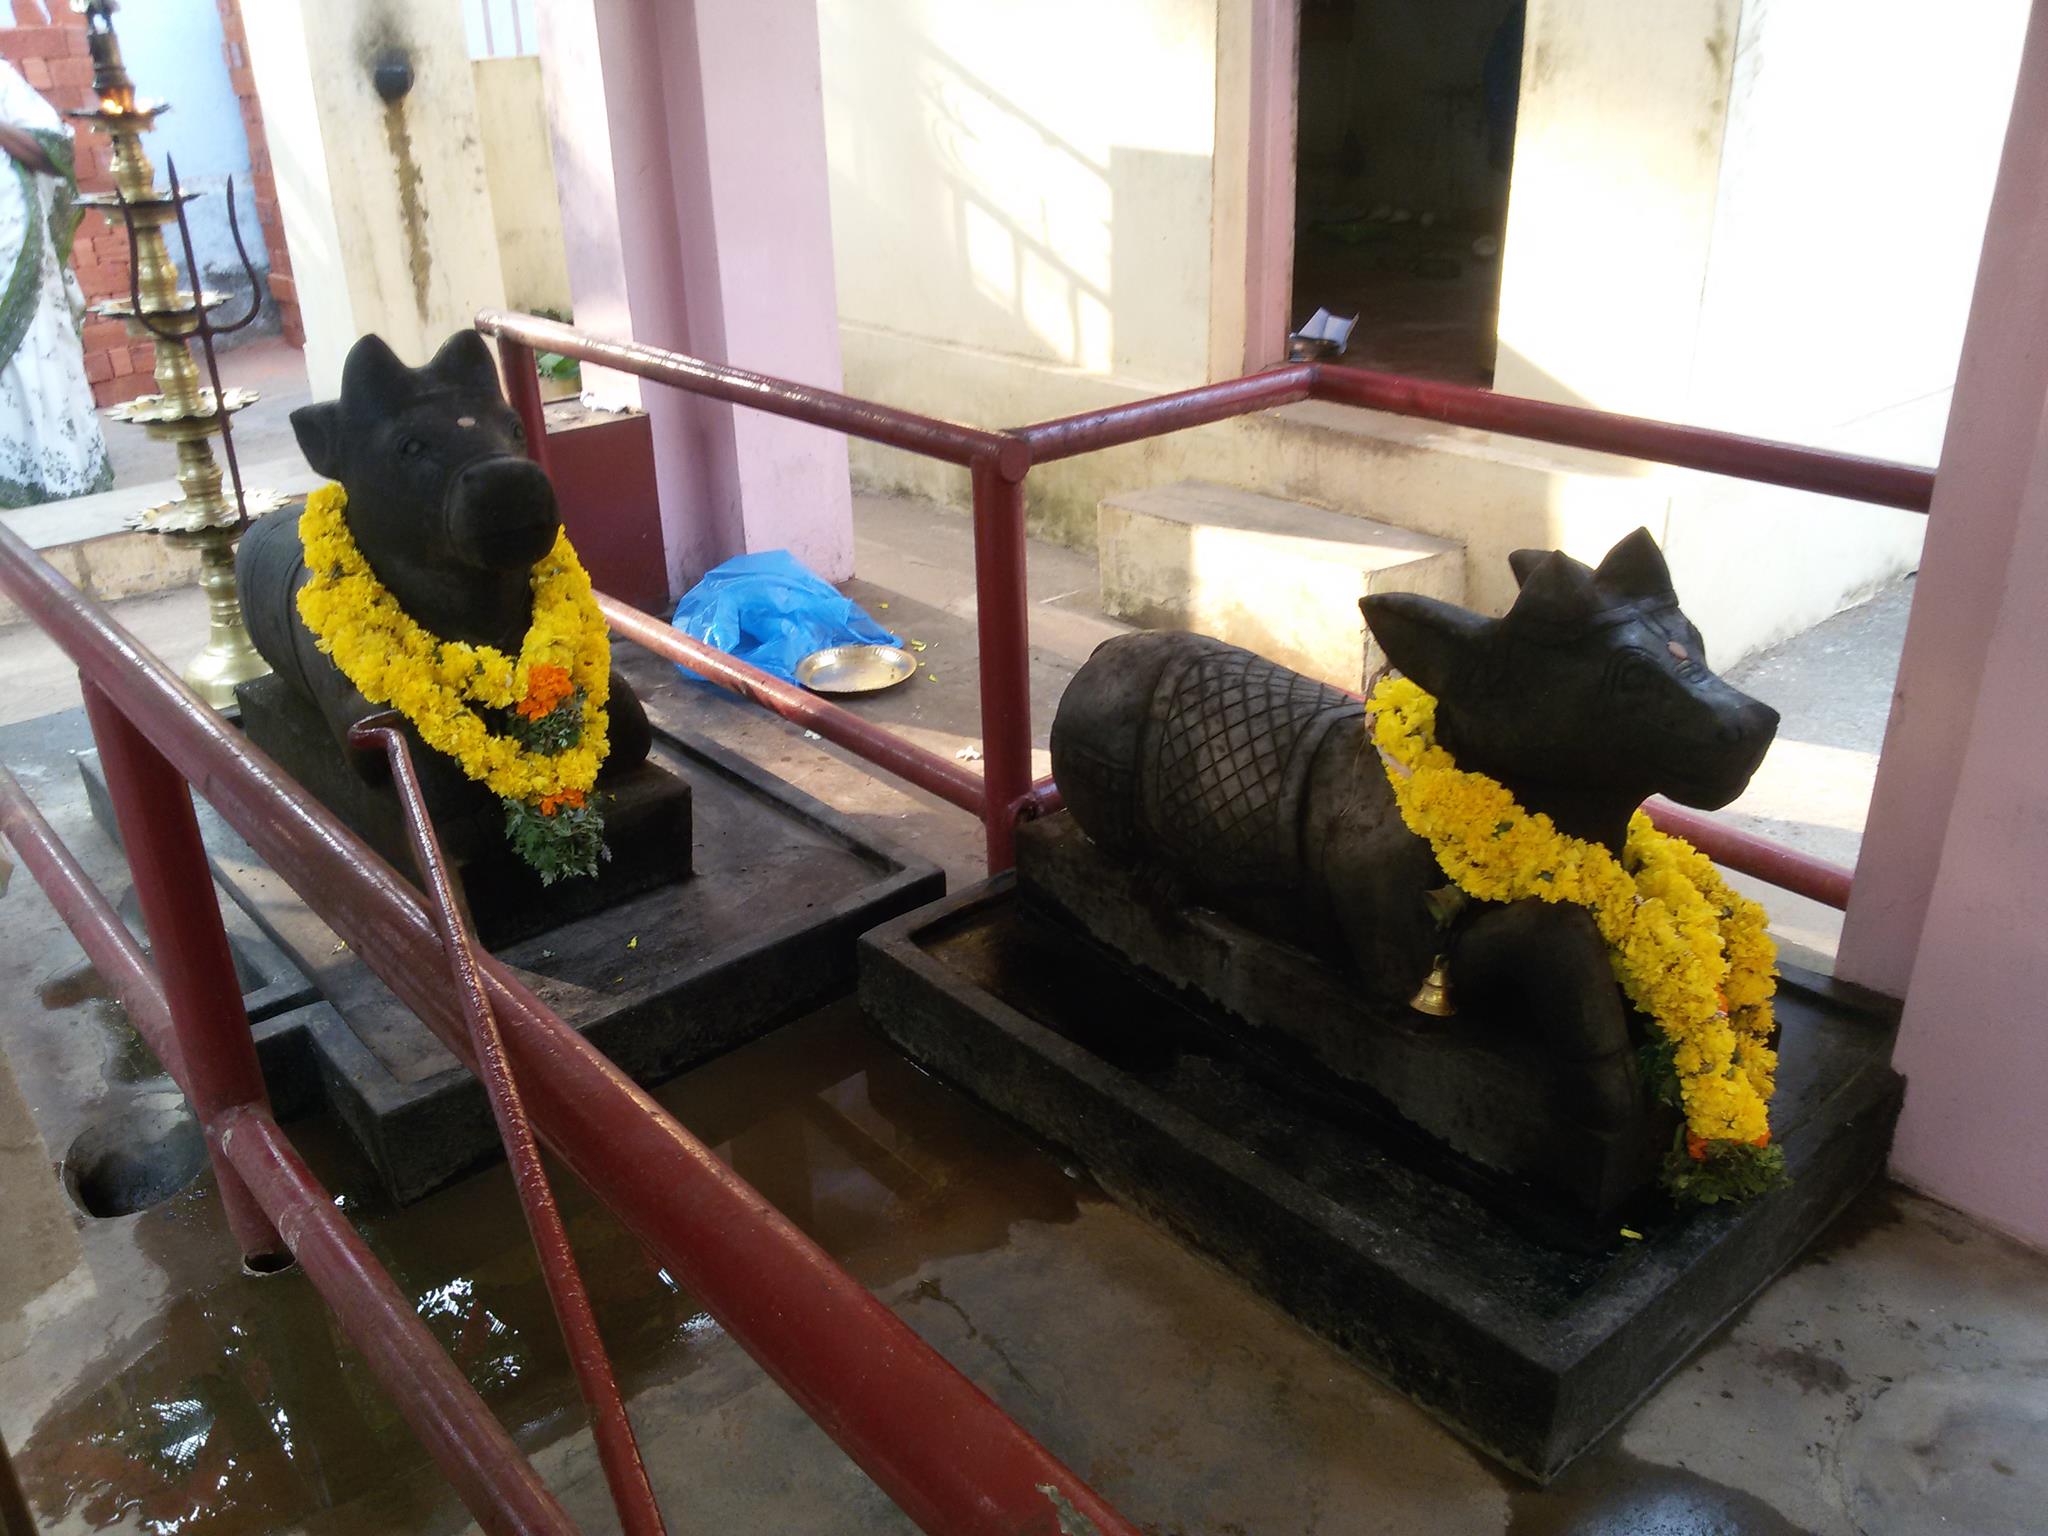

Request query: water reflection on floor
[{"left": 10, "top": 999, "right": 1087, "bottom": 1534}]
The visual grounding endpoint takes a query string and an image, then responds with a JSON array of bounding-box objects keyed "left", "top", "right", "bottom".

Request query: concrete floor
[
  {"left": 98, "top": 335, "right": 314, "bottom": 495},
  {"left": 0, "top": 338, "right": 319, "bottom": 631},
  {"left": 0, "top": 497, "right": 2042, "bottom": 1535},
  {"left": 1713, "top": 580, "right": 1914, "bottom": 963}
]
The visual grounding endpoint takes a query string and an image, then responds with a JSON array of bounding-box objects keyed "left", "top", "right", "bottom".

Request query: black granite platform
[
  {"left": 71, "top": 650, "right": 944, "bottom": 1203},
  {"left": 856, "top": 871, "right": 1904, "bottom": 1481},
  {"left": 235, "top": 670, "right": 696, "bottom": 951},
  {"left": 1015, "top": 813, "right": 1669, "bottom": 1237}
]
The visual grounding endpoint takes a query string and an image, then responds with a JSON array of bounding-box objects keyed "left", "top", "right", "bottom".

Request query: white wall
[
  {"left": 243, "top": 0, "right": 507, "bottom": 396},
  {"left": 820, "top": 0, "right": 1220, "bottom": 391},
  {"left": 1687, "top": 0, "right": 2025, "bottom": 463},
  {"left": 462, "top": 0, "right": 538, "bottom": 58},
  {"left": 1493, "top": 0, "right": 1740, "bottom": 421}
]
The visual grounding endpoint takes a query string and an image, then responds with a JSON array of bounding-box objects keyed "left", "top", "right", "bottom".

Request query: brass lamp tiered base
[{"left": 174, "top": 525, "right": 272, "bottom": 712}]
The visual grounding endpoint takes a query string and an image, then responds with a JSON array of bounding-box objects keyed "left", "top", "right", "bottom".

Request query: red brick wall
[
  {"left": 216, "top": 0, "right": 300, "bottom": 346},
  {"left": 0, "top": 11, "right": 154, "bottom": 405},
  {"left": 0, "top": 3, "right": 303, "bottom": 409}
]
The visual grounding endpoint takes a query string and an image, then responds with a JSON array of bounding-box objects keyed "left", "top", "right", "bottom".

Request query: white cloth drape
[{"left": 0, "top": 59, "right": 111, "bottom": 509}]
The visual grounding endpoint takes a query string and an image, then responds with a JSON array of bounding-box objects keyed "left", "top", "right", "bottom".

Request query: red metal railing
[
  {"left": 0, "top": 309, "right": 1927, "bottom": 1532},
  {"left": 482, "top": 308, "right": 1930, "bottom": 908},
  {"left": 0, "top": 762, "right": 580, "bottom": 1536},
  {"left": 486, "top": 313, "right": 1038, "bottom": 866},
  {"left": 1309, "top": 363, "right": 1936, "bottom": 512},
  {"left": 350, "top": 714, "right": 665, "bottom": 1536},
  {"left": 0, "top": 521, "right": 1140, "bottom": 1536},
  {"left": 596, "top": 597, "right": 985, "bottom": 814}
]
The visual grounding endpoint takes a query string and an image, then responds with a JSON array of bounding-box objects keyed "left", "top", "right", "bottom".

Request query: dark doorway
[{"left": 1292, "top": 0, "right": 1524, "bottom": 386}]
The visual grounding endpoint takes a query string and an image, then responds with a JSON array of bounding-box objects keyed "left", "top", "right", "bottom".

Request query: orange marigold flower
[
  {"left": 538, "top": 787, "right": 586, "bottom": 816},
  {"left": 517, "top": 664, "right": 575, "bottom": 721},
  {"left": 1686, "top": 1131, "right": 1710, "bottom": 1162},
  {"left": 1752, "top": 1131, "right": 1771, "bottom": 1149}
]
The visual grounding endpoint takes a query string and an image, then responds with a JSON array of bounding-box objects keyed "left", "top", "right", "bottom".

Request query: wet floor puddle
[
  {"left": 39, "top": 963, "right": 165, "bottom": 1085},
  {"left": 11, "top": 999, "right": 1086, "bottom": 1534}
]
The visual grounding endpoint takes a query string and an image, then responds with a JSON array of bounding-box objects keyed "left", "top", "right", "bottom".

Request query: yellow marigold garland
[
  {"left": 295, "top": 483, "right": 612, "bottom": 871},
  {"left": 1367, "top": 676, "right": 1780, "bottom": 1198}
]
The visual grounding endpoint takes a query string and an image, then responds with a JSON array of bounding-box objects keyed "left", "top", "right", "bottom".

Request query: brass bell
[{"left": 1409, "top": 954, "right": 1455, "bottom": 1018}]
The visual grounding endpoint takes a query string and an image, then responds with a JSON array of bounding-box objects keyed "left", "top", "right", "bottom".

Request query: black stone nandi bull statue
[
  {"left": 235, "top": 332, "right": 684, "bottom": 938},
  {"left": 237, "top": 331, "right": 654, "bottom": 850},
  {"left": 1050, "top": 528, "right": 1779, "bottom": 1139}
]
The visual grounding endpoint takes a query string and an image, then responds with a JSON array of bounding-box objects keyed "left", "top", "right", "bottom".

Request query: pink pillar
[
  {"left": 1840, "top": 0, "right": 2048, "bottom": 999},
  {"left": 1844, "top": 0, "right": 2048, "bottom": 1249},
  {"left": 536, "top": 0, "right": 854, "bottom": 598}
]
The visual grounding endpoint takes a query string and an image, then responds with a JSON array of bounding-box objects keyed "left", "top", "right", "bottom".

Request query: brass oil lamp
[{"left": 67, "top": 0, "right": 279, "bottom": 710}]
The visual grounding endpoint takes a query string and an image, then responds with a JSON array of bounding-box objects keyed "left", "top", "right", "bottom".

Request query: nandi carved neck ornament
[{"left": 1369, "top": 675, "right": 1782, "bottom": 1202}]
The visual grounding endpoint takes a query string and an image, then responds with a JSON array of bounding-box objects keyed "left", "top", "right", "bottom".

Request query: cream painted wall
[
  {"left": 819, "top": 0, "right": 1220, "bottom": 391},
  {"left": 1491, "top": 0, "right": 2024, "bottom": 663},
  {"left": 821, "top": 0, "right": 1783, "bottom": 656},
  {"left": 473, "top": 56, "right": 573, "bottom": 315},
  {"left": 238, "top": 0, "right": 351, "bottom": 396},
  {"left": 1654, "top": 0, "right": 2028, "bottom": 662},
  {"left": 822, "top": 0, "right": 2022, "bottom": 666},
  {"left": 1686, "top": 1, "right": 2025, "bottom": 463},
  {"left": 1493, "top": 0, "right": 1741, "bottom": 420}
]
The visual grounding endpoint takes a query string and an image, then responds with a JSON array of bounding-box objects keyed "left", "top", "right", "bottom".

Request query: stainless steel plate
[{"left": 795, "top": 643, "right": 919, "bottom": 694}]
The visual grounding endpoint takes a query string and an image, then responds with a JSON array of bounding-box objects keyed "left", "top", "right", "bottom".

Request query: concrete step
[
  {"left": 0, "top": 455, "right": 323, "bottom": 628},
  {"left": 1097, "top": 480, "right": 1464, "bottom": 690}
]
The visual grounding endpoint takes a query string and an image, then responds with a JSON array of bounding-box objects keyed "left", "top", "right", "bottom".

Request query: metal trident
[{"left": 111, "top": 154, "right": 268, "bottom": 533}]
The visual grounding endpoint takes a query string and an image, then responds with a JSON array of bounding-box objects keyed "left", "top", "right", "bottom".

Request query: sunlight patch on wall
[{"left": 964, "top": 199, "right": 1019, "bottom": 311}]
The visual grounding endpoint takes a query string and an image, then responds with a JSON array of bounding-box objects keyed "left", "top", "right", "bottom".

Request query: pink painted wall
[
  {"left": 685, "top": 0, "right": 855, "bottom": 580},
  {"left": 537, "top": 0, "right": 854, "bottom": 598},
  {"left": 1892, "top": 413, "right": 2048, "bottom": 1248},
  {"left": 1854, "top": 0, "right": 2048, "bottom": 1249},
  {"left": 1839, "top": 0, "right": 2048, "bottom": 1000}
]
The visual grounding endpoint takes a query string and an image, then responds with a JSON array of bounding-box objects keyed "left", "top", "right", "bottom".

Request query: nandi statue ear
[
  {"left": 425, "top": 329, "right": 503, "bottom": 394},
  {"left": 335, "top": 333, "right": 416, "bottom": 416},
  {"left": 290, "top": 400, "right": 344, "bottom": 480},
  {"left": 1593, "top": 527, "right": 1674, "bottom": 599},
  {"left": 296, "top": 334, "right": 416, "bottom": 480},
  {"left": 1504, "top": 550, "right": 1602, "bottom": 629},
  {"left": 1361, "top": 593, "right": 1492, "bottom": 697}
]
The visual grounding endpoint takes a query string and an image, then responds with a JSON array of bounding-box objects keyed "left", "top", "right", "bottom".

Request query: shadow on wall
[
  {"left": 821, "top": 5, "right": 1211, "bottom": 390},
  {"left": 1504, "top": 364, "right": 1923, "bottom": 675}
]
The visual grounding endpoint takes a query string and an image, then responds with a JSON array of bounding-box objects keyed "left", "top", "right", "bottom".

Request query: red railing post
[
  {"left": 216, "top": 1107, "right": 583, "bottom": 1536},
  {"left": 1, "top": 763, "right": 581, "bottom": 1535},
  {"left": 351, "top": 717, "right": 666, "bottom": 1536},
  {"left": 971, "top": 453, "right": 1033, "bottom": 871},
  {"left": 79, "top": 677, "right": 285, "bottom": 1267},
  {"left": 499, "top": 335, "right": 553, "bottom": 478},
  {"left": 0, "top": 506, "right": 1144, "bottom": 1536}
]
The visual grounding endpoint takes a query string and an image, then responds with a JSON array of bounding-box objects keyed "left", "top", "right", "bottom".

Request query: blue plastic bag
[{"left": 668, "top": 549, "right": 900, "bottom": 687}]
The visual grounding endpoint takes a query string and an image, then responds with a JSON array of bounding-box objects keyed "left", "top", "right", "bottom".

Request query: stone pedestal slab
[{"left": 856, "top": 873, "right": 1903, "bottom": 1479}]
